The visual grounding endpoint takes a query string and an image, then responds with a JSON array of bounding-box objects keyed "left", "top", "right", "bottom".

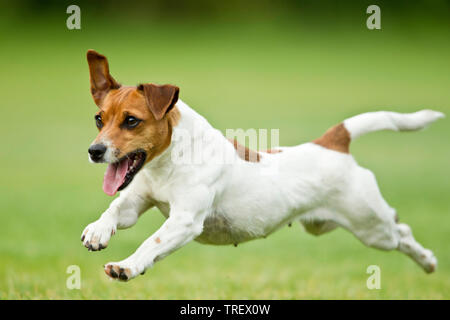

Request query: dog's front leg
[
  {"left": 81, "top": 185, "right": 153, "bottom": 251},
  {"left": 104, "top": 205, "right": 207, "bottom": 281}
]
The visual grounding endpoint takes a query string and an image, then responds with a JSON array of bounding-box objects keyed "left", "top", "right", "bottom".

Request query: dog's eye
[
  {"left": 95, "top": 115, "right": 103, "bottom": 129},
  {"left": 124, "top": 116, "right": 141, "bottom": 129}
]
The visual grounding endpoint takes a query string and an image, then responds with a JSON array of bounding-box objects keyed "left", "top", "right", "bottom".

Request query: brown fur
[
  {"left": 227, "top": 138, "right": 261, "bottom": 162},
  {"left": 87, "top": 50, "right": 180, "bottom": 165},
  {"left": 226, "top": 140, "right": 283, "bottom": 162},
  {"left": 93, "top": 87, "right": 179, "bottom": 164},
  {"left": 87, "top": 50, "right": 121, "bottom": 106},
  {"left": 263, "top": 149, "right": 282, "bottom": 154},
  {"left": 138, "top": 84, "right": 179, "bottom": 121},
  {"left": 313, "top": 123, "right": 351, "bottom": 154}
]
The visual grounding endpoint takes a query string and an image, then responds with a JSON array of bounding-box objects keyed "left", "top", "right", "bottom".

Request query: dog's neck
[{"left": 144, "top": 99, "right": 218, "bottom": 174}]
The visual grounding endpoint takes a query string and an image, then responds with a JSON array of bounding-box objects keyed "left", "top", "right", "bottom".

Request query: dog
[{"left": 82, "top": 49, "right": 444, "bottom": 281}]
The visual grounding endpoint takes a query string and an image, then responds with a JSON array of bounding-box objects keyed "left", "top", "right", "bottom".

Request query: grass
[{"left": 0, "top": 13, "right": 449, "bottom": 299}]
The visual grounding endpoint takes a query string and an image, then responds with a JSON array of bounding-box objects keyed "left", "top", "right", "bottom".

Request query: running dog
[{"left": 82, "top": 50, "right": 444, "bottom": 281}]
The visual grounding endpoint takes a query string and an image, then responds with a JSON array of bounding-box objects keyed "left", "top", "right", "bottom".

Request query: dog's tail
[
  {"left": 313, "top": 109, "right": 444, "bottom": 154},
  {"left": 343, "top": 109, "right": 445, "bottom": 140}
]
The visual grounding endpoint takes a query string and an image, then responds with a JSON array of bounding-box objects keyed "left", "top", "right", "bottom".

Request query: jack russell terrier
[{"left": 82, "top": 50, "right": 444, "bottom": 281}]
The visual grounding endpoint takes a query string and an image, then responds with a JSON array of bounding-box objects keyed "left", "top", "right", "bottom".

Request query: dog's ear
[
  {"left": 87, "top": 50, "right": 121, "bottom": 106},
  {"left": 137, "top": 84, "right": 179, "bottom": 121}
]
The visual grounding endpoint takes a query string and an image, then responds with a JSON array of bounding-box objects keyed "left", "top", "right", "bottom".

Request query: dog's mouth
[{"left": 103, "top": 150, "right": 147, "bottom": 196}]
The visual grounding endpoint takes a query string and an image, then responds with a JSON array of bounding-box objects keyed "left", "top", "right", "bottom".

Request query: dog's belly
[
  {"left": 154, "top": 202, "right": 277, "bottom": 245},
  {"left": 195, "top": 213, "right": 262, "bottom": 245},
  {"left": 151, "top": 144, "right": 356, "bottom": 245}
]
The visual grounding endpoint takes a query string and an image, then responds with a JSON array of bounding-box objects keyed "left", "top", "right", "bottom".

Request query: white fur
[
  {"left": 82, "top": 100, "right": 443, "bottom": 280},
  {"left": 344, "top": 109, "right": 444, "bottom": 139}
]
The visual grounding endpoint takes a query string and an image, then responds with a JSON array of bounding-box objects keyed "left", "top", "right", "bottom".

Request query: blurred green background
[{"left": 0, "top": 0, "right": 449, "bottom": 299}]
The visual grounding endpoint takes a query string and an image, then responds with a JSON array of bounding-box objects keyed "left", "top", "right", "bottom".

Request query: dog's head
[{"left": 86, "top": 50, "right": 180, "bottom": 196}]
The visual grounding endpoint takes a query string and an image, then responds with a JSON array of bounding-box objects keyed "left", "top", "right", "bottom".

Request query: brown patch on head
[
  {"left": 155, "top": 237, "right": 161, "bottom": 244},
  {"left": 313, "top": 123, "right": 351, "bottom": 154},
  {"left": 138, "top": 84, "right": 179, "bottom": 121},
  {"left": 87, "top": 50, "right": 121, "bottom": 106},
  {"left": 87, "top": 50, "right": 181, "bottom": 166},
  {"left": 227, "top": 138, "right": 261, "bottom": 162},
  {"left": 93, "top": 85, "right": 180, "bottom": 164}
]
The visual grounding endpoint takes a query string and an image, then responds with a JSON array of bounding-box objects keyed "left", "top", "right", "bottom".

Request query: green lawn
[{"left": 0, "top": 15, "right": 449, "bottom": 299}]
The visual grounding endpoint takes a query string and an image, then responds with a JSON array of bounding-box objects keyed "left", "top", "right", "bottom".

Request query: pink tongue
[{"left": 103, "top": 159, "right": 129, "bottom": 196}]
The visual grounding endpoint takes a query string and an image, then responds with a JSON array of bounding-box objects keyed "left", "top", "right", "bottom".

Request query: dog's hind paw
[
  {"left": 81, "top": 218, "right": 116, "bottom": 251},
  {"left": 421, "top": 250, "right": 437, "bottom": 274}
]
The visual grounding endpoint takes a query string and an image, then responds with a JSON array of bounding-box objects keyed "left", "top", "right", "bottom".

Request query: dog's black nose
[{"left": 88, "top": 144, "right": 107, "bottom": 162}]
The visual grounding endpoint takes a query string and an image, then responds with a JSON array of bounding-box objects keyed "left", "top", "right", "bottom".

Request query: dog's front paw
[
  {"left": 104, "top": 261, "right": 144, "bottom": 281},
  {"left": 81, "top": 218, "right": 116, "bottom": 251}
]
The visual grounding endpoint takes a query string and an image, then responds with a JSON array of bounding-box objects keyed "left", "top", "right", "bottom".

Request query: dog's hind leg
[
  {"left": 336, "top": 166, "right": 437, "bottom": 273},
  {"left": 396, "top": 223, "right": 437, "bottom": 273}
]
